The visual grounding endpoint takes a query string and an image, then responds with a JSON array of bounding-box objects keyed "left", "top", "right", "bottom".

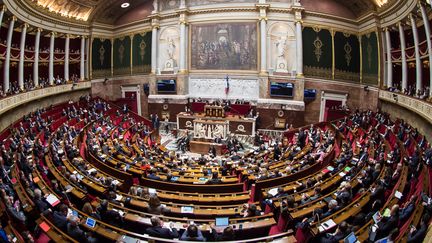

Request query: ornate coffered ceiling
[
  {"left": 26, "top": 0, "right": 151, "bottom": 23},
  {"left": 333, "top": 0, "right": 377, "bottom": 17},
  {"left": 23, "top": 0, "right": 391, "bottom": 24}
]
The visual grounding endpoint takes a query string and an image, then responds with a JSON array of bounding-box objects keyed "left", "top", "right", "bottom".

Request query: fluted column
[
  {"left": 410, "top": 14, "right": 422, "bottom": 92},
  {"left": 49, "top": 32, "right": 55, "bottom": 85},
  {"left": 18, "top": 23, "right": 28, "bottom": 90},
  {"left": 64, "top": 34, "right": 70, "bottom": 81},
  {"left": 385, "top": 28, "right": 393, "bottom": 88},
  {"left": 420, "top": 3, "right": 432, "bottom": 97},
  {"left": 398, "top": 23, "right": 407, "bottom": 91},
  {"left": 85, "top": 37, "right": 90, "bottom": 79},
  {"left": 0, "top": 6, "right": 6, "bottom": 32},
  {"left": 80, "top": 36, "right": 85, "bottom": 80},
  {"left": 296, "top": 20, "right": 303, "bottom": 77},
  {"left": 260, "top": 17, "right": 267, "bottom": 74},
  {"left": 3, "top": 16, "right": 16, "bottom": 93},
  {"left": 151, "top": 26, "right": 158, "bottom": 73},
  {"left": 179, "top": 21, "right": 186, "bottom": 73},
  {"left": 33, "top": 28, "right": 41, "bottom": 87}
]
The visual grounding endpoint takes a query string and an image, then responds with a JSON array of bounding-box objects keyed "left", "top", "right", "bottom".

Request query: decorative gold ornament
[
  {"left": 313, "top": 37, "right": 323, "bottom": 62},
  {"left": 99, "top": 45, "right": 105, "bottom": 66},
  {"left": 118, "top": 44, "right": 125, "bottom": 64},
  {"left": 139, "top": 40, "right": 147, "bottom": 62},
  {"left": 367, "top": 42, "right": 372, "bottom": 70},
  {"left": 344, "top": 42, "right": 352, "bottom": 66},
  {"left": 278, "top": 110, "right": 284, "bottom": 117}
]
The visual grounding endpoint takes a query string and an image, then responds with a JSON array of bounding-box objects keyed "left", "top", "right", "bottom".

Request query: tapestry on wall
[
  {"left": 133, "top": 32, "right": 152, "bottom": 75},
  {"left": 190, "top": 22, "right": 258, "bottom": 70},
  {"left": 361, "top": 32, "right": 379, "bottom": 85},
  {"left": 303, "top": 27, "right": 332, "bottom": 79},
  {"left": 92, "top": 38, "right": 112, "bottom": 79},
  {"left": 113, "top": 36, "right": 131, "bottom": 76},
  {"left": 334, "top": 31, "right": 360, "bottom": 82}
]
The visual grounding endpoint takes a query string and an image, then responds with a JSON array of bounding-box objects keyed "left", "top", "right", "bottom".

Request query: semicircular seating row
[{"left": 0, "top": 96, "right": 431, "bottom": 243}]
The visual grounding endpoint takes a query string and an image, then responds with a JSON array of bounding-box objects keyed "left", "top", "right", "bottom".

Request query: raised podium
[{"left": 177, "top": 105, "right": 255, "bottom": 155}]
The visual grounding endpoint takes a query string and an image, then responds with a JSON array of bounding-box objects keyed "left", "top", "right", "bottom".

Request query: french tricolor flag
[{"left": 225, "top": 75, "right": 230, "bottom": 94}]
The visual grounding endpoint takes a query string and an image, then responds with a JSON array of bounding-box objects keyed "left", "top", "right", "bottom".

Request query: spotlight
[{"left": 121, "top": 2, "right": 130, "bottom": 8}]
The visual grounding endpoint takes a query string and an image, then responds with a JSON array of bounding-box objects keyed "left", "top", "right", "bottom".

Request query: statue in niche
[
  {"left": 275, "top": 36, "right": 288, "bottom": 73},
  {"left": 152, "top": 0, "right": 158, "bottom": 13},
  {"left": 164, "top": 38, "right": 176, "bottom": 71}
]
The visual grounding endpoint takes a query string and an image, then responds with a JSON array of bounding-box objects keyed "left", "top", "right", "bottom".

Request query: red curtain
[
  {"left": 116, "top": 91, "right": 138, "bottom": 114},
  {"left": 324, "top": 100, "right": 343, "bottom": 122}
]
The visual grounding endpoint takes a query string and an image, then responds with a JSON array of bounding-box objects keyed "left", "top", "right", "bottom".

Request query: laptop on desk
[
  {"left": 344, "top": 232, "right": 358, "bottom": 243},
  {"left": 215, "top": 217, "right": 229, "bottom": 228}
]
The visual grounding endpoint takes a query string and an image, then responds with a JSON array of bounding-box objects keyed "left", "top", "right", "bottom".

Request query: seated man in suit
[
  {"left": 52, "top": 204, "right": 69, "bottom": 231},
  {"left": 322, "top": 199, "right": 340, "bottom": 218},
  {"left": 147, "top": 168, "right": 161, "bottom": 181},
  {"left": 207, "top": 172, "right": 222, "bottom": 185},
  {"left": 145, "top": 216, "right": 179, "bottom": 239},
  {"left": 209, "top": 223, "right": 235, "bottom": 241},
  {"left": 180, "top": 224, "right": 206, "bottom": 241},
  {"left": 408, "top": 213, "right": 430, "bottom": 243},
  {"left": 67, "top": 216, "right": 87, "bottom": 242},
  {"left": 301, "top": 187, "right": 322, "bottom": 205}
]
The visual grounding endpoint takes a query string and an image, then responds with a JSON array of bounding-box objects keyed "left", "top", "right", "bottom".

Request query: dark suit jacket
[
  {"left": 53, "top": 211, "right": 68, "bottom": 230},
  {"left": 407, "top": 223, "right": 427, "bottom": 243},
  {"left": 67, "top": 223, "right": 86, "bottom": 242},
  {"left": 145, "top": 226, "right": 179, "bottom": 239}
]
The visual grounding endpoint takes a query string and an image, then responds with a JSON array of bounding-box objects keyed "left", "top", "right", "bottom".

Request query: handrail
[
  {"left": 379, "top": 90, "right": 432, "bottom": 124},
  {"left": 0, "top": 81, "right": 91, "bottom": 116}
]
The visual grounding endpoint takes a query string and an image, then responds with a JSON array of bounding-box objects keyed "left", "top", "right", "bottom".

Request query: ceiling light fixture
[{"left": 121, "top": 2, "right": 130, "bottom": 8}]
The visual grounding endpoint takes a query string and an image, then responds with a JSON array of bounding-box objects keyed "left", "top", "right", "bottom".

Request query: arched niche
[
  {"left": 267, "top": 22, "right": 297, "bottom": 74},
  {"left": 158, "top": 26, "right": 180, "bottom": 72}
]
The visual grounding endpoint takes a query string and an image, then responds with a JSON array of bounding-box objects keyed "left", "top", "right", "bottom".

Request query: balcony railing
[
  {"left": 0, "top": 81, "right": 91, "bottom": 116},
  {"left": 379, "top": 90, "right": 432, "bottom": 124}
]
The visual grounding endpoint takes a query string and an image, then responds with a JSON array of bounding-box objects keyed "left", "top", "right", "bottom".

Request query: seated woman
[
  {"left": 147, "top": 195, "right": 170, "bottom": 215},
  {"left": 242, "top": 203, "right": 261, "bottom": 217}
]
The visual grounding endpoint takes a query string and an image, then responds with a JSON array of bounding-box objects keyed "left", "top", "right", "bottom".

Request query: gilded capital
[
  {"left": 259, "top": 16, "right": 268, "bottom": 22},
  {"left": 11, "top": 16, "right": 17, "bottom": 22}
]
